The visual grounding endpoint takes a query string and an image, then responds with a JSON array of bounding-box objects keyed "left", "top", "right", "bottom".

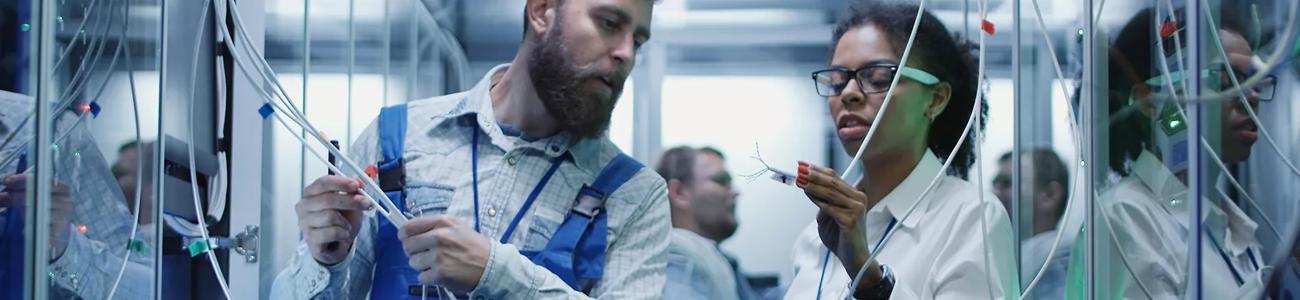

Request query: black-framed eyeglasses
[
  {"left": 1145, "top": 69, "right": 1277, "bottom": 101},
  {"left": 811, "top": 64, "right": 940, "bottom": 97},
  {"left": 707, "top": 171, "right": 732, "bottom": 187},
  {"left": 1248, "top": 75, "right": 1277, "bottom": 101}
]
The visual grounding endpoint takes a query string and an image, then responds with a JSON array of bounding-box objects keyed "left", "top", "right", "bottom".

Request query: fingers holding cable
[
  {"left": 400, "top": 215, "right": 490, "bottom": 293},
  {"left": 298, "top": 175, "right": 372, "bottom": 265},
  {"left": 796, "top": 161, "right": 867, "bottom": 230},
  {"left": 303, "top": 175, "right": 365, "bottom": 199}
]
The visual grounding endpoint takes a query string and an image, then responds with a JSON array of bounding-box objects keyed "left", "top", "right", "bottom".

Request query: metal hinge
[{"left": 183, "top": 225, "right": 259, "bottom": 263}]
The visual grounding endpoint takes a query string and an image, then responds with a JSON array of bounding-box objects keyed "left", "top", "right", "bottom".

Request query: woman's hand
[{"left": 797, "top": 162, "right": 873, "bottom": 278}]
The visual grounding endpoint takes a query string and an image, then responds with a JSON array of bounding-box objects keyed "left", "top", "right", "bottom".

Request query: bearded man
[{"left": 271, "top": 0, "right": 667, "bottom": 298}]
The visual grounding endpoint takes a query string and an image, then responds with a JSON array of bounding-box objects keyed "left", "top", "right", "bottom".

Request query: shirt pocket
[
  {"left": 404, "top": 183, "right": 456, "bottom": 216},
  {"left": 522, "top": 206, "right": 567, "bottom": 251}
]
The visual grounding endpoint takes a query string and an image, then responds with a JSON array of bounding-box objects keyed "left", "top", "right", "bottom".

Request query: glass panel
[
  {"left": 0, "top": 1, "right": 39, "bottom": 298},
  {"left": 1010, "top": 0, "right": 1088, "bottom": 299},
  {"left": 9, "top": 0, "right": 164, "bottom": 298},
  {"left": 1085, "top": 0, "right": 1300, "bottom": 298}
]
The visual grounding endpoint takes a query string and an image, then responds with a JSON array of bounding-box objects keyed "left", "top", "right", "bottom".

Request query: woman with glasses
[
  {"left": 1082, "top": 6, "right": 1287, "bottom": 299},
  {"left": 783, "top": 2, "right": 1014, "bottom": 299}
]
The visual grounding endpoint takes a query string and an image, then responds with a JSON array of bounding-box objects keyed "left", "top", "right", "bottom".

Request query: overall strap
[
  {"left": 0, "top": 152, "right": 27, "bottom": 300},
  {"left": 377, "top": 104, "right": 409, "bottom": 192},
  {"left": 371, "top": 104, "right": 426, "bottom": 299},
  {"left": 524, "top": 153, "right": 644, "bottom": 291}
]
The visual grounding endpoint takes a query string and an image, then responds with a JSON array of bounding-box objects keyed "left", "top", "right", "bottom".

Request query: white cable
[
  {"left": 218, "top": 4, "right": 407, "bottom": 224},
  {"left": 55, "top": 0, "right": 120, "bottom": 104},
  {"left": 1149, "top": 2, "right": 1299, "bottom": 270},
  {"left": 1199, "top": 0, "right": 1300, "bottom": 179},
  {"left": 413, "top": 0, "right": 472, "bottom": 90},
  {"left": 973, "top": 1, "right": 996, "bottom": 298},
  {"left": 50, "top": 0, "right": 105, "bottom": 71},
  {"left": 1093, "top": 0, "right": 1107, "bottom": 30},
  {"left": 1149, "top": 0, "right": 1298, "bottom": 103},
  {"left": 840, "top": 0, "right": 929, "bottom": 182},
  {"left": 51, "top": 0, "right": 115, "bottom": 97},
  {"left": 1198, "top": 30, "right": 1299, "bottom": 271},
  {"left": 207, "top": 38, "right": 230, "bottom": 222},
  {"left": 214, "top": 14, "right": 403, "bottom": 223},
  {"left": 0, "top": 0, "right": 123, "bottom": 168},
  {"left": 1162, "top": 0, "right": 1195, "bottom": 100},
  {"left": 106, "top": 2, "right": 145, "bottom": 296},
  {"left": 847, "top": 0, "right": 1001, "bottom": 292},
  {"left": 185, "top": 0, "right": 232, "bottom": 298}
]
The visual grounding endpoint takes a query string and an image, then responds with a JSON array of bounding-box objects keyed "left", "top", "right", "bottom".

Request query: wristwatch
[{"left": 853, "top": 264, "right": 894, "bottom": 300}]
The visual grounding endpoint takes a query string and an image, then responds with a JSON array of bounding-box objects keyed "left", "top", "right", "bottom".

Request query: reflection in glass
[{"left": 1090, "top": 3, "right": 1289, "bottom": 299}]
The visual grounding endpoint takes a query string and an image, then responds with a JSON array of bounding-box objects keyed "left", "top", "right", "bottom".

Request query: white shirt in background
[
  {"left": 1020, "top": 230, "right": 1071, "bottom": 299},
  {"left": 784, "top": 150, "right": 1017, "bottom": 299},
  {"left": 1094, "top": 150, "right": 1268, "bottom": 299},
  {"left": 664, "top": 228, "right": 742, "bottom": 300}
]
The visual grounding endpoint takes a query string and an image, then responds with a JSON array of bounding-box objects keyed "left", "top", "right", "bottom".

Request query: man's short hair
[
  {"left": 697, "top": 146, "right": 725, "bottom": 161},
  {"left": 520, "top": 0, "right": 660, "bottom": 37},
  {"left": 1027, "top": 149, "right": 1069, "bottom": 219},
  {"left": 655, "top": 146, "right": 698, "bottom": 187}
]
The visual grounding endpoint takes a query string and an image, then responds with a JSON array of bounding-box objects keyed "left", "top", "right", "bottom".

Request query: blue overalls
[
  {"left": 368, "top": 104, "right": 642, "bottom": 299},
  {"left": 0, "top": 154, "right": 28, "bottom": 300}
]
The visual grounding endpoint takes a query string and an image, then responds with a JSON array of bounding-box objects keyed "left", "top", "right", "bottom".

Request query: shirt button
[
  {"left": 507, "top": 153, "right": 520, "bottom": 165},
  {"left": 488, "top": 207, "right": 498, "bottom": 217}
]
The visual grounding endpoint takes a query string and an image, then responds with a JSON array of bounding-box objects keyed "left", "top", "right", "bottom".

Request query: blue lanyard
[
  {"left": 1203, "top": 226, "right": 1259, "bottom": 286},
  {"left": 816, "top": 218, "right": 897, "bottom": 300},
  {"left": 469, "top": 126, "right": 567, "bottom": 243}
]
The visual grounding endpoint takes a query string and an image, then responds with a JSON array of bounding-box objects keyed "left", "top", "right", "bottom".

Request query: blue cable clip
[
  {"left": 258, "top": 103, "right": 274, "bottom": 119},
  {"left": 88, "top": 102, "right": 101, "bottom": 118}
]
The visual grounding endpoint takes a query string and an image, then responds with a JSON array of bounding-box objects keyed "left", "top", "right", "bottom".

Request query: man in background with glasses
[{"left": 657, "top": 146, "right": 750, "bottom": 300}]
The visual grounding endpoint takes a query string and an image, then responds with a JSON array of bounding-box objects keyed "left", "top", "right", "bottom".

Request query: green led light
[
  {"left": 55, "top": 16, "right": 63, "bottom": 24},
  {"left": 20, "top": 23, "right": 31, "bottom": 32},
  {"left": 1169, "top": 119, "right": 1182, "bottom": 129}
]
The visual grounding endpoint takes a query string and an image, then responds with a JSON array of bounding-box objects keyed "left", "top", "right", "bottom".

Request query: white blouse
[
  {"left": 784, "top": 150, "right": 1017, "bottom": 299},
  {"left": 1092, "top": 150, "right": 1267, "bottom": 299}
]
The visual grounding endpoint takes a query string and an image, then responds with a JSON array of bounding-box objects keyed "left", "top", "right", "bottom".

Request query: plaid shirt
[
  {"left": 272, "top": 64, "right": 671, "bottom": 299},
  {"left": 0, "top": 90, "right": 152, "bottom": 299}
]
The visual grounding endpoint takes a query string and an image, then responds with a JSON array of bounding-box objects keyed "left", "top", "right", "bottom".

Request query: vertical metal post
[
  {"left": 299, "top": 0, "right": 310, "bottom": 207},
  {"left": 1010, "top": 0, "right": 1024, "bottom": 292},
  {"left": 382, "top": 0, "right": 391, "bottom": 105},
  {"left": 631, "top": 42, "right": 665, "bottom": 162},
  {"left": 154, "top": 2, "right": 169, "bottom": 297},
  {"left": 29, "top": 0, "right": 57, "bottom": 297},
  {"left": 347, "top": 0, "right": 355, "bottom": 145},
  {"left": 1081, "top": 0, "right": 1097, "bottom": 298},
  {"left": 407, "top": 0, "right": 418, "bottom": 101},
  {"left": 1186, "top": 0, "right": 1205, "bottom": 298},
  {"left": 229, "top": 0, "right": 267, "bottom": 297}
]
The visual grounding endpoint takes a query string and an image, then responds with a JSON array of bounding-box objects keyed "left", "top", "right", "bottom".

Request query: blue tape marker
[
  {"left": 258, "top": 103, "right": 274, "bottom": 119},
  {"left": 89, "top": 102, "right": 101, "bottom": 117}
]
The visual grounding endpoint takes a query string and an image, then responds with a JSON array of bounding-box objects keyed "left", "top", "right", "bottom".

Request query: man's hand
[
  {"left": 297, "top": 175, "right": 372, "bottom": 265},
  {"left": 399, "top": 215, "right": 490, "bottom": 294},
  {"left": 1, "top": 174, "right": 74, "bottom": 260}
]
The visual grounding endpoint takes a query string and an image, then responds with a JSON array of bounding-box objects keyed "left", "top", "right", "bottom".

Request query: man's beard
[{"left": 527, "top": 25, "right": 623, "bottom": 139}]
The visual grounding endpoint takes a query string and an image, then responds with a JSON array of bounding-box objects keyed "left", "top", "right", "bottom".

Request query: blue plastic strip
[{"left": 257, "top": 103, "right": 274, "bottom": 119}]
